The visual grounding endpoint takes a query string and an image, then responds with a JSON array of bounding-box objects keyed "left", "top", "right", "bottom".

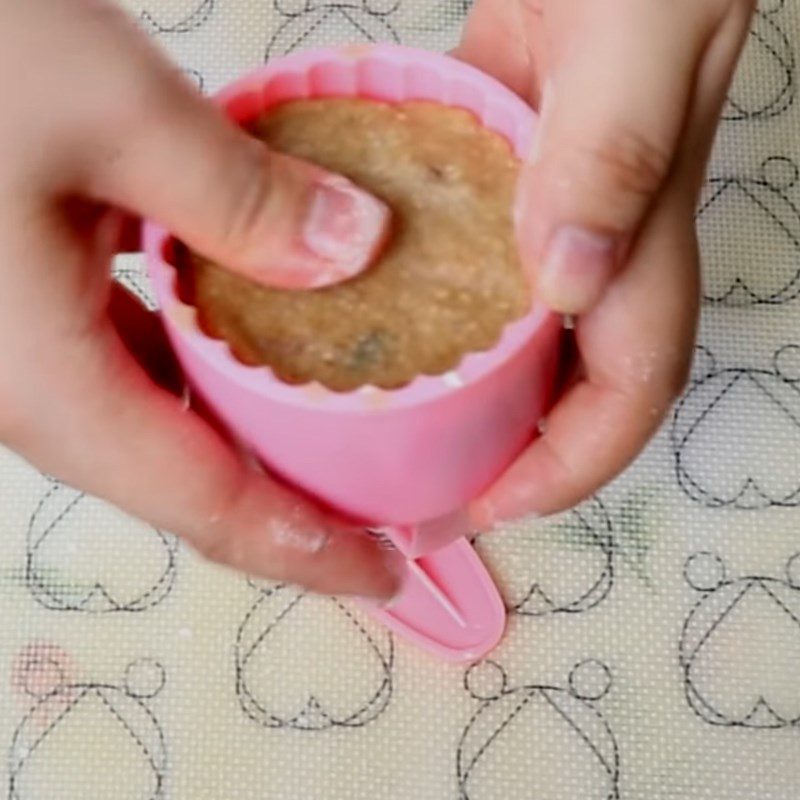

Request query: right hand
[
  {"left": 0, "top": 0, "right": 399, "bottom": 600},
  {"left": 459, "top": 0, "right": 754, "bottom": 525}
]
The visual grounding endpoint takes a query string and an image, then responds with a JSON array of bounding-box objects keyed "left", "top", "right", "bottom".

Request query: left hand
[{"left": 0, "top": 0, "right": 397, "bottom": 600}]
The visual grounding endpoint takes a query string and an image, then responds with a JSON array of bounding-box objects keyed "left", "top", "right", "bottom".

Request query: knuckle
[
  {"left": 193, "top": 525, "right": 244, "bottom": 571},
  {"left": 579, "top": 128, "right": 671, "bottom": 203},
  {"left": 188, "top": 477, "right": 249, "bottom": 568},
  {"left": 214, "top": 141, "right": 274, "bottom": 255}
]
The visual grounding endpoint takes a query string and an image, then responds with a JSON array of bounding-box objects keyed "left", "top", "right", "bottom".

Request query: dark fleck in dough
[{"left": 186, "top": 99, "right": 529, "bottom": 391}]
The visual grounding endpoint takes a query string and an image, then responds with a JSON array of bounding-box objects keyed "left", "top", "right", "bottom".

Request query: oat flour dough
[{"left": 185, "top": 99, "right": 529, "bottom": 391}]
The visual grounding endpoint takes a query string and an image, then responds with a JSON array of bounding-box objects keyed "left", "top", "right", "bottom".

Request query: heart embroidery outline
[
  {"left": 457, "top": 659, "right": 619, "bottom": 800},
  {"left": 723, "top": 0, "right": 795, "bottom": 122},
  {"left": 235, "top": 581, "right": 394, "bottom": 731},
  {"left": 672, "top": 345, "right": 800, "bottom": 510},
  {"left": 140, "top": 0, "right": 217, "bottom": 36},
  {"left": 26, "top": 483, "right": 178, "bottom": 614},
  {"left": 681, "top": 552, "right": 800, "bottom": 728},
  {"left": 475, "top": 496, "right": 614, "bottom": 617},
  {"left": 8, "top": 655, "right": 167, "bottom": 800},
  {"left": 698, "top": 157, "right": 800, "bottom": 306}
]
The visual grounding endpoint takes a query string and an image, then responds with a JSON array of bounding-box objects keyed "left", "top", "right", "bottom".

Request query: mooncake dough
[{"left": 186, "top": 99, "right": 529, "bottom": 391}]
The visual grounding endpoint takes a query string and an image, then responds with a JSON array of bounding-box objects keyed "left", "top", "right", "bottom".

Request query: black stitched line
[
  {"left": 235, "top": 589, "right": 394, "bottom": 730},
  {"left": 685, "top": 681, "right": 730, "bottom": 726},
  {"left": 749, "top": 372, "right": 800, "bottom": 428},
  {"left": 481, "top": 498, "right": 615, "bottom": 618},
  {"left": 114, "top": 272, "right": 157, "bottom": 311},
  {"left": 237, "top": 594, "right": 311, "bottom": 726},
  {"left": 29, "top": 490, "right": 82, "bottom": 551},
  {"left": 701, "top": 174, "right": 800, "bottom": 306},
  {"left": 267, "top": 2, "right": 402, "bottom": 60},
  {"left": 339, "top": 6, "right": 399, "bottom": 43},
  {"left": 238, "top": 626, "right": 391, "bottom": 729},
  {"left": 456, "top": 698, "right": 489, "bottom": 800},
  {"left": 723, "top": 11, "right": 795, "bottom": 121},
  {"left": 681, "top": 559, "right": 800, "bottom": 728},
  {"left": 8, "top": 676, "right": 166, "bottom": 799},
  {"left": 9, "top": 688, "right": 89, "bottom": 787},
  {"left": 141, "top": 0, "right": 216, "bottom": 35},
  {"left": 25, "top": 486, "right": 177, "bottom": 613},
  {"left": 457, "top": 666, "right": 620, "bottom": 799},
  {"left": 240, "top": 592, "right": 303, "bottom": 666},
  {"left": 28, "top": 534, "right": 177, "bottom": 613},
  {"left": 511, "top": 535, "right": 613, "bottom": 615},
  {"left": 686, "top": 679, "right": 795, "bottom": 728},
  {"left": 267, "top": 7, "right": 336, "bottom": 60},
  {"left": 330, "top": 600, "right": 394, "bottom": 726},
  {"left": 97, "top": 690, "right": 163, "bottom": 794},
  {"left": 742, "top": 697, "right": 793, "bottom": 727},
  {"left": 512, "top": 575, "right": 609, "bottom": 614},
  {"left": 672, "top": 357, "right": 800, "bottom": 509},
  {"left": 513, "top": 501, "right": 614, "bottom": 616},
  {"left": 760, "top": 580, "right": 800, "bottom": 628},
  {"left": 364, "top": 0, "right": 403, "bottom": 17},
  {"left": 673, "top": 372, "right": 742, "bottom": 451},
  {"left": 540, "top": 689, "right": 619, "bottom": 782},
  {"left": 183, "top": 69, "right": 206, "bottom": 94},
  {"left": 682, "top": 582, "right": 752, "bottom": 665},
  {"left": 334, "top": 600, "right": 394, "bottom": 673},
  {"left": 458, "top": 692, "right": 535, "bottom": 793}
]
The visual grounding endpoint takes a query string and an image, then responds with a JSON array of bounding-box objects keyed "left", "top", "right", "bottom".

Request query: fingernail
[
  {"left": 302, "top": 176, "right": 390, "bottom": 286},
  {"left": 469, "top": 491, "right": 545, "bottom": 533},
  {"left": 352, "top": 547, "right": 407, "bottom": 608},
  {"left": 380, "top": 545, "right": 408, "bottom": 600},
  {"left": 538, "top": 226, "right": 617, "bottom": 314},
  {"left": 468, "top": 500, "right": 506, "bottom": 533}
]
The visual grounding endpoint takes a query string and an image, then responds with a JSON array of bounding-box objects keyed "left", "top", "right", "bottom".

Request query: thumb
[
  {"left": 92, "top": 80, "right": 390, "bottom": 290},
  {"left": 516, "top": 0, "right": 713, "bottom": 314}
]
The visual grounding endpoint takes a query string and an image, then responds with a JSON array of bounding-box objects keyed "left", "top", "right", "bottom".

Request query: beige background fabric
[{"left": 2, "top": 1, "right": 800, "bottom": 798}]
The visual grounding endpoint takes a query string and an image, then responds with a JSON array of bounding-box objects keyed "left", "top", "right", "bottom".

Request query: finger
[
  {"left": 82, "top": 35, "right": 390, "bottom": 289},
  {"left": 455, "top": 0, "right": 544, "bottom": 103},
  {"left": 5, "top": 0, "right": 388, "bottom": 290},
  {"left": 2, "top": 228, "right": 400, "bottom": 599},
  {"left": 472, "top": 184, "right": 699, "bottom": 523},
  {"left": 13, "top": 324, "right": 402, "bottom": 598},
  {"left": 515, "top": 0, "right": 720, "bottom": 314},
  {"left": 471, "top": 3, "right": 753, "bottom": 523}
]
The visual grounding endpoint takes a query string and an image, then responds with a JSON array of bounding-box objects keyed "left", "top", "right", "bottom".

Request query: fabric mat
[{"left": 2, "top": 1, "right": 800, "bottom": 798}]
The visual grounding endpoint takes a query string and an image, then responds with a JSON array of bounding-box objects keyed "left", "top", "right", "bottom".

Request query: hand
[
  {"left": 458, "top": 0, "right": 754, "bottom": 524},
  {"left": 0, "top": 0, "right": 398, "bottom": 599}
]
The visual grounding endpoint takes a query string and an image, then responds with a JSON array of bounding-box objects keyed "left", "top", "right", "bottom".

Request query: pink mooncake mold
[{"left": 144, "top": 44, "right": 560, "bottom": 661}]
